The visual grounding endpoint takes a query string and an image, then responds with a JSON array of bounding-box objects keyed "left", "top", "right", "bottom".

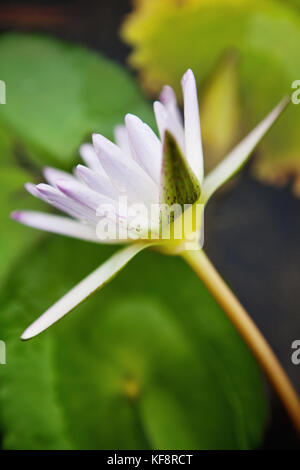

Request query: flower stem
[{"left": 182, "top": 248, "right": 300, "bottom": 436}]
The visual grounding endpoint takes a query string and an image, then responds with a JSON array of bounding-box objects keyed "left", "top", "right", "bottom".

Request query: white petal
[
  {"left": 93, "top": 133, "right": 159, "bottom": 204},
  {"left": 154, "top": 101, "right": 185, "bottom": 152},
  {"left": 181, "top": 69, "right": 204, "bottom": 183},
  {"left": 26, "top": 182, "right": 95, "bottom": 222},
  {"left": 160, "top": 85, "right": 178, "bottom": 108},
  {"left": 114, "top": 125, "right": 132, "bottom": 157},
  {"left": 43, "top": 166, "right": 77, "bottom": 187},
  {"left": 25, "top": 182, "right": 44, "bottom": 199},
  {"left": 125, "top": 113, "right": 162, "bottom": 183},
  {"left": 36, "top": 183, "right": 98, "bottom": 223},
  {"left": 203, "top": 97, "right": 289, "bottom": 203},
  {"left": 56, "top": 178, "right": 112, "bottom": 212},
  {"left": 75, "top": 165, "right": 117, "bottom": 198},
  {"left": 56, "top": 178, "right": 123, "bottom": 225},
  {"left": 79, "top": 143, "right": 107, "bottom": 177},
  {"left": 21, "top": 243, "right": 149, "bottom": 340},
  {"left": 11, "top": 210, "right": 102, "bottom": 242},
  {"left": 153, "top": 101, "right": 167, "bottom": 140},
  {"left": 160, "top": 85, "right": 184, "bottom": 133}
]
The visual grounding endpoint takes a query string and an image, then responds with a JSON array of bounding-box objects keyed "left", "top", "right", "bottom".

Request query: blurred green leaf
[
  {"left": 0, "top": 33, "right": 153, "bottom": 168},
  {"left": 122, "top": 0, "right": 300, "bottom": 194},
  {"left": 200, "top": 51, "right": 241, "bottom": 175},
  {"left": 0, "top": 126, "right": 15, "bottom": 166},
  {"left": 0, "top": 237, "right": 267, "bottom": 449},
  {"left": 0, "top": 167, "right": 45, "bottom": 288},
  {"left": 287, "top": 0, "right": 300, "bottom": 12}
]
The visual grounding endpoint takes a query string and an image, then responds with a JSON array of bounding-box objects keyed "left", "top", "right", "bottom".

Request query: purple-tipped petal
[
  {"left": 25, "top": 182, "right": 92, "bottom": 221},
  {"left": 125, "top": 113, "right": 162, "bottom": 183},
  {"left": 21, "top": 243, "right": 149, "bottom": 340},
  {"left": 11, "top": 210, "right": 102, "bottom": 242},
  {"left": 181, "top": 69, "right": 203, "bottom": 183},
  {"left": 55, "top": 178, "right": 122, "bottom": 225},
  {"left": 11, "top": 210, "right": 22, "bottom": 222},
  {"left": 37, "top": 183, "right": 98, "bottom": 223}
]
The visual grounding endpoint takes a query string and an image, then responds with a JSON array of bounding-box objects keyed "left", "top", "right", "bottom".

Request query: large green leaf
[
  {"left": 0, "top": 33, "right": 153, "bottom": 168},
  {"left": 122, "top": 0, "right": 300, "bottom": 194},
  {"left": 199, "top": 52, "right": 241, "bottom": 174},
  {"left": 0, "top": 126, "right": 15, "bottom": 167},
  {"left": 0, "top": 167, "right": 44, "bottom": 287},
  {"left": 0, "top": 237, "right": 267, "bottom": 449}
]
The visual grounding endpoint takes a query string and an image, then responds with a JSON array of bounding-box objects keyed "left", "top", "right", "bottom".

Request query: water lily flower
[{"left": 11, "top": 69, "right": 287, "bottom": 341}]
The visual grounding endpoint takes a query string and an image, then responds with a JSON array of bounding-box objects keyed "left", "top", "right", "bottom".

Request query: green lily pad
[
  {"left": 122, "top": 0, "right": 300, "bottom": 194},
  {"left": 0, "top": 236, "right": 267, "bottom": 449},
  {"left": 199, "top": 51, "right": 242, "bottom": 175},
  {"left": 0, "top": 33, "right": 153, "bottom": 168},
  {"left": 0, "top": 126, "right": 15, "bottom": 167},
  {"left": 0, "top": 167, "right": 45, "bottom": 288}
]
